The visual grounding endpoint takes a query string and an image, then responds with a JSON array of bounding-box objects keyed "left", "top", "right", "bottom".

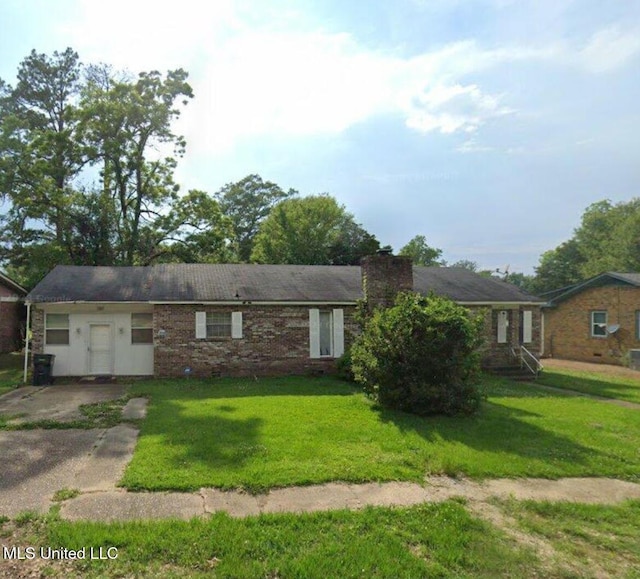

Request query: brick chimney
[{"left": 361, "top": 248, "right": 414, "bottom": 309}]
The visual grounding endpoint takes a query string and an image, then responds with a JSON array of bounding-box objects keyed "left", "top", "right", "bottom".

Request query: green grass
[
  {"left": 498, "top": 499, "right": 640, "bottom": 578},
  {"left": 538, "top": 367, "right": 640, "bottom": 404},
  {"left": 52, "top": 488, "right": 81, "bottom": 502},
  {"left": 42, "top": 502, "right": 537, "bottom": 578},
  {"left": 0, "top": 352, "right": 24, "bottom": 395},
  {"left": 123, "top": 375, "right": 640, "bottom": 492}
]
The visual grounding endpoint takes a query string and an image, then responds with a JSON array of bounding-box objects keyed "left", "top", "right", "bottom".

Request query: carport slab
[
  {"left": 0, "top": 384, "right": 128, "bottom": 423},
  {"left": 0, "top": 429, "right": 102, "bottom": 517}
]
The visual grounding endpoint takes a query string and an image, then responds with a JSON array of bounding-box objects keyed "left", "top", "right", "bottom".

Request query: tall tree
[
  {"left": 251, "top": 194, "right": 379, "bottom": 265},
  {"left": 530, "top": 198, "right": 640, "bottom": 293},
  {"left": 154, "top": 189, "right": 235, "bottom": 263},
  {"left": 78, "top": 68, "right": 194, "bottom": 264},
  {"left": 215, "top": 174, "right": 296, "bottom": 262},
  {"left": 399, "top": 235, "right": 445, "bottom": 266},
  {"left": 450, "top": 259, "right": 479, "bottom": 271},
  {"left": 328, "top": 217, "right": 380, "bottom": 265},
  {"left": 0, "top": 48, "right": 84, "bottom": 269},
  {"left": 531, "top": 239, "right": 585, "bottom": 294}
]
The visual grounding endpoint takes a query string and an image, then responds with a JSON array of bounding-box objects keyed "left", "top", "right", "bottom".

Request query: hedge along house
[
  {"left": 542, "top": 272, "right": 640, "bottom": 365},
  {"left": 25, "top": 253, "right": 544, "bottom": 379}
]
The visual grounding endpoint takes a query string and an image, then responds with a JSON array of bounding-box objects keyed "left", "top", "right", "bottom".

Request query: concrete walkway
[{"left": 59, "top": 477, "right": 640, "bottom": 522}]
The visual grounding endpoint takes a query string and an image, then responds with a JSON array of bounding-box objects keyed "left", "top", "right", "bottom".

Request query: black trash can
[{"left": 33, "top": 354, "right": 56, "bottom": 386}]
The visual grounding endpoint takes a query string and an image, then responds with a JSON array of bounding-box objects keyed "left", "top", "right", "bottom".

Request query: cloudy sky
[{"left": 1, "top": 0, "right": 639, "bottom": 273}]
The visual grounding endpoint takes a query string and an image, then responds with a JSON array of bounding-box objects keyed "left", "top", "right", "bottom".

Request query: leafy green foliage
[
  {"left": 335, "top": 349, "right": 355, "bottom": 382},
  {"left": 78, "top": 67, "right": 194, "bottom": 265},
  {"left": 351, "top": 292, "right": 484, "bottom": 416},
  {"left": 251, "top": 194, "right": 379, "bottom": 265},
  {"left": 531, "top": 239, "right": 585, "bottom": 294},
  {"left": 532, "top": 198, "right": 640, "bottom": 293},
  {"left": 399, "top": 234, "right": 445, "bottom": 266},
  {"left": 215, "top": 174, "right": 296, "bottom": 262}
]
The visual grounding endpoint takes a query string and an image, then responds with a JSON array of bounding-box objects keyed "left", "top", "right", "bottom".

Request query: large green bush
[{"left": 351, "top": 292, "right": 485, "bottom": 416}]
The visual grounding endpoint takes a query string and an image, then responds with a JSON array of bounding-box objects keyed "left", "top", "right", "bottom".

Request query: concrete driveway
[
  {"left": 0, "top": 384, "right": 141, "bottom": 517},
  {"left": 0, "top": 383, "right": 127, "bottom": 422}
]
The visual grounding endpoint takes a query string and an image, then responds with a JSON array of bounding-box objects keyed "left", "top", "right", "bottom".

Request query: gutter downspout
[{"left": 23, "top": 302, "right": 31, "bottom": 384}]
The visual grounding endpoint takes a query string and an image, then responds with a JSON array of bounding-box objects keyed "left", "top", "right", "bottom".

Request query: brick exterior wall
[
  {"left": 0, "top": 282, "right": 25, "bottom": 353},
  {"left": 153, "top": 304, "right": 359, "bottom": 378},
  {"left": 543, "top": 285, "right": 640, "bottom": 365},
  {"left": 0, "top": 301, "right": 23, "bottom": 352},
  {"left": 361, "top": 254, "right": 413, "bottom": 309},
  {"left": 31, "top": 308, "right": 45, "bottom": 356},
  {"left": 471, "top": 306, "right": 542, "bottom": 368}
]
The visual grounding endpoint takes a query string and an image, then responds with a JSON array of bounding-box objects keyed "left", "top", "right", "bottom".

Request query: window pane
[
  {"left": 46, "top": 314, "right": 69, "bottom": 329},
  {"left": 319, "top": 311, "right": 332, "bottom": 356},
  {"left": 593, "top": 312, "right": 606, "bottom": 324},
  {"left": 46, "top": 329, "right": 69, "bottom": 345},
  {"left": 132, "top": 328, "right": 153, "bottom": 344},
  {"left": 592, "top": 311, "right": 607, "bottom": 336},
  {"left": 132, "top": 313, "right": 153, "bottom": 328},
  {"left": 206, "top": 312, "right": 231, "bottom": 338}
]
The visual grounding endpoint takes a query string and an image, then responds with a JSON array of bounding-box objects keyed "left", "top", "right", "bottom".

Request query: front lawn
[
  {"left": 498, "top": 499, "right": 640, "bottom": 577},
  {"left": 123, "top": 375, "right": 640, "bottom": 492},
  {"left": 0, "top": 352, "right": 24, "bottom": 395},
  {"left": 42, "top": 502, "right": 536, "bottom": 578},
  {"left": 537, "top": 367, "right": 640, "bottom": 404}
]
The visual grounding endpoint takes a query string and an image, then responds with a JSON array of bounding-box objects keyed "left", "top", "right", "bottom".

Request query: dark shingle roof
[
  {"left": 27, "top": 264, "right": 543, "bottom": 304},
  {"left": 412, "top": 267, "right": 543, "bottom": 302},
  {"left": 546, "top": 272, "right": 640, "bottom": 305}
]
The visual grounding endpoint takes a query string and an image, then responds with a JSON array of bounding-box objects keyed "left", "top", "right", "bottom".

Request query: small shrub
[
  {"left": 335, "top": 349, "right": 355, "bottom": 382},
  {"left": 351, "top": 292, "right": 484, "bottom": 416}
]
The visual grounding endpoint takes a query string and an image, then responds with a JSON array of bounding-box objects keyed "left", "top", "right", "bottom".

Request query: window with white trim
[
  {"left": 46, "top": 313, "right": 70, "bottom": 345},
  {"left": 309, "top": 309, "right": 344, "bottom": 359},
  {"left": 591, "top": 311, "right": 607, "bottom": 338},
  {"left": 206, "top": 312, "right": 232, "bottom": 338},
  {"left": 196, "top": 311, "right": 242, "bottom": 339},
  {"left": 131, "top": 313, "right": 153, "bottom": 344}
]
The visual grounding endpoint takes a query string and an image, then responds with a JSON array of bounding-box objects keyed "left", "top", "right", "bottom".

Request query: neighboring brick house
[
  {"left": 542, "top": 272, "right": 640, "bottom": 365},
  {"left": 25, "top": 253, "right": 543, "bottom": 378},
  {"left": 0, "top": 272, "right": 26, "bottom": 353}
]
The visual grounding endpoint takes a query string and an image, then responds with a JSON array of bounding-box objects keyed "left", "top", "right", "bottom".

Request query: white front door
[{"left": 89, "top": 324, "right": 113, "bottom": 374}]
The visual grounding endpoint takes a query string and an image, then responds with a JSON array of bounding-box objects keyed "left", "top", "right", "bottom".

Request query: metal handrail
[{"left": 520, "top": 345, "right": 543, "bottom": 377}]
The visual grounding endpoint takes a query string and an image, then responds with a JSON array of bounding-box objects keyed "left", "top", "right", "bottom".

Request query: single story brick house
[
  {"left": 0, "top": 271, "right": 27, "bottom": 353},
  {"left": 25, "top": 253, "right": 544, "bottom": 378},
  {"left": 542, "top": 272, "right": 640, "bottom": 365}
]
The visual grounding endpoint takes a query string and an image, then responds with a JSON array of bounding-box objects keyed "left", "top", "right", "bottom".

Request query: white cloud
[
  {"left": 579, "top": 26, "right": 640, "bottom": 73},
  {"left": 56, "top": 1, "right": 640, "bottom": 155},
  {"left": 405, "top": 83, "right": 513, "bottom": 134},
  {"left": 456, "top": 137, "right": 494, "bottom": 153}
]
